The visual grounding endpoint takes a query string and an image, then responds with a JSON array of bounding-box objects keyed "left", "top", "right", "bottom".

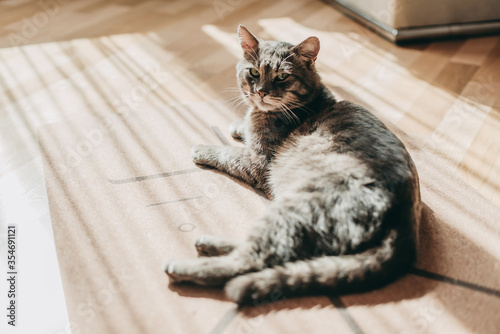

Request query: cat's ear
[
  {"left": 294, "top": 37, "right": 320, "bottom": 65},
  {"left": 238, "top": 25, "right": 259, "bottom": 56}
]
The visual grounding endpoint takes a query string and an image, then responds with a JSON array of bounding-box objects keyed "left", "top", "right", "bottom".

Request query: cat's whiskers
[
  {"left": 286, "top": 100, "right": 313, "bottom": 117},
  {"left": 272, "top": 98, "right": 299, "bottom": 124},
  {"left": 235, "top": 99, "right": 250, "bottom": 114},
  {"left": 224, "top": 95, "right": 242, "bottom": 106},
  {"left": 221, "top": 86, "right": 250, "bottom": 112},
  {"left": 278, "top": 104, "right": 294, "bottom": 125},
  {"left": 281, "top": 102, "right": 300, "bottom": 125},
  {"left": 224, "top": 95, "right": 248, "bottom": 113},
  {"left": 278, "top": 102, "right": 299, "bottom": 126},
  {"left": 220, "top": 87, "right": 242, "bottom": 94},
  {"left": 270, "top": 98, "right": 291, "bottom": 123}
]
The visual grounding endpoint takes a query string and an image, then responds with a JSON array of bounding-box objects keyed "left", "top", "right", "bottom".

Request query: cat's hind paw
[
  {"left": 225, "top": 271, "right": 283, "bottom": 305},
  {"left": 163, "top": 259, "right": 199, "bottom": 284},
  {"left": 163, "top": 260, "right": 183, "bottom": 284}
]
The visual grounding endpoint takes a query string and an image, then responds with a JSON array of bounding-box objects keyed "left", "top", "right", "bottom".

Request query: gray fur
[{"left": 164, "top": 25, "right": 421, "bottom": 305}]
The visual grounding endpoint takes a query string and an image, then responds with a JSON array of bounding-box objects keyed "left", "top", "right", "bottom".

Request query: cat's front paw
[
  {"left": 195, "top": 235, "right": 235, "bottom": 257},
  {"left": 229, "top": 120, "right": 245, "bottom": 141},
  {"left": 191, "top": 144, "right": 219, "bottom": 166}
]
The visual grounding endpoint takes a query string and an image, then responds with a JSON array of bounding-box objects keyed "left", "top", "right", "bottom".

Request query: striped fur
[{"left": 164, "top": 26, "right": 421, "bottom": 305}]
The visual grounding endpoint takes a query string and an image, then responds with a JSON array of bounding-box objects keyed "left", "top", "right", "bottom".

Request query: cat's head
[{"left": 236, "top": 25, "right": 321, "bottom": 112}]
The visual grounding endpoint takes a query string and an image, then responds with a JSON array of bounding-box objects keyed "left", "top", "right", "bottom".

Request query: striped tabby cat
[{"left": 164, "top": 25, "right": 421, "bottom": 305}]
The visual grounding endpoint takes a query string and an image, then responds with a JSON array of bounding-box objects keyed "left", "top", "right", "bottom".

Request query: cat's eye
[
  {"left": 276, "top": 73, "right": 289, "bottom": 81},
  {"left": 249, "top": 68, "right": 260, "bottom": 78}
]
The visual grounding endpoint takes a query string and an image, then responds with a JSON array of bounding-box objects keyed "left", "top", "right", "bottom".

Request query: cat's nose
[{"left": 257, "top": 90, "right": 268, "bottom": 99}]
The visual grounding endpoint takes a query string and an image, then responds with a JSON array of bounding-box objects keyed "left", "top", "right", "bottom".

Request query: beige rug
[{"left": 40, "top": 100, "right": 500, "bottom": 334}]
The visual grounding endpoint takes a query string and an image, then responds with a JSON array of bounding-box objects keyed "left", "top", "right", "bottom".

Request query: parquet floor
[{"left": 0, "top": 1, "right": 499, "bottom": 333}]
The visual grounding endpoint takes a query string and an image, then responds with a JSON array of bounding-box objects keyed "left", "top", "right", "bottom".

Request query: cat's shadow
[
  {"left": 167, "top": 281, "right": 228, "bottom": 302},
  {"left": 167, "top": 271, "right": 436, "bottom": 316}
]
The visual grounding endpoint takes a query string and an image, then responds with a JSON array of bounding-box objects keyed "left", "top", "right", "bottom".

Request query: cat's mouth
[
  {"left": 250, "top": 94, "right": 279, "bottom": 111},
  {"left": 256, "top": 100, "right": 277, "bottom": 111}
]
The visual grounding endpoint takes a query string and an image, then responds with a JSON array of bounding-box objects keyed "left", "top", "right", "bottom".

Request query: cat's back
[
  {"left": 319, "top": 100, "right": 410, "bottom": 166},
  {"left": 269, "top": 100, "right": 416, "bottom": 197}
]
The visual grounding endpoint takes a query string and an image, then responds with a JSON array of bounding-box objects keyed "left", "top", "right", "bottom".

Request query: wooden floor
[{"left": 1, "top": 0, "right": 499, "bottom": 333}]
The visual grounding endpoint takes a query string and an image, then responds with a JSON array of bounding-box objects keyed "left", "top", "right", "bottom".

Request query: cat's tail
[{"left": 224, "top": 229, "right": 414, "bottom": 305}]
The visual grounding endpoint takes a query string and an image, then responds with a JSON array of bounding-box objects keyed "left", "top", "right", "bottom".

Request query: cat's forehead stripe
[
  {"left": 257, "top": 42, "right": 293, "bottom": 70},
  {"left": 260, "top": 52, "right": 293, "bottom": 72}
]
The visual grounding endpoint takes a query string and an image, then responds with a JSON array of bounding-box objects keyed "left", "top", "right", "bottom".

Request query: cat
[{"left": 164, "top": 25, "right": 421, "bottom": 305}]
